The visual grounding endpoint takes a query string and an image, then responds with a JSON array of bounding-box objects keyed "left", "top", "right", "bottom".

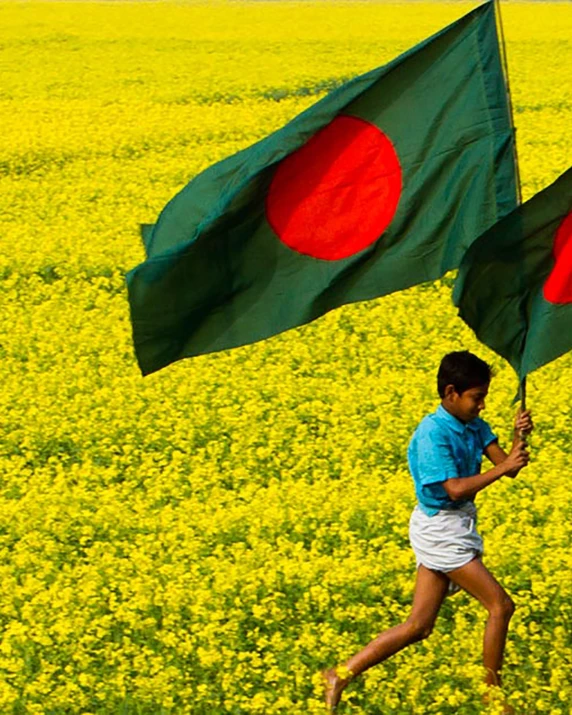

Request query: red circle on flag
[
  {"left": 543, "top": 210, "right": 572, "bottom": 304},
  {"left": 265, "top": 115, "right": 402, "bottom": 261}
]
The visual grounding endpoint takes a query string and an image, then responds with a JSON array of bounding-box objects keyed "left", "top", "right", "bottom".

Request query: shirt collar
[{"left": 436, "top": 404, "right": 479, "bottom": 433}]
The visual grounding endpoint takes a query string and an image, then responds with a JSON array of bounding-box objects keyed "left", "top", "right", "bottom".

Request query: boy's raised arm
[
  {"left": 484, "top": 409, "right": 534, "bottom": 467},
  {"left": 484, "top": 440, "right": 509, "bottom": 466}
]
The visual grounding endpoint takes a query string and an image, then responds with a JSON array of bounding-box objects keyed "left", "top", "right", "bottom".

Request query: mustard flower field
[{"left": 1, "top": 2, "right": 571, "bottom": 713}]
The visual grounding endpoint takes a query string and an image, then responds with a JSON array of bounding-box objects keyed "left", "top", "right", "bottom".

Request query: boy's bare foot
[
  {"left": 486, "top": 701, "right": 514, "bottom": 715},
  {"left": 321, "top": 667, "right": 351, "bottom": 711},
  {"left": 482, "top": 688, "right": 515, "bottom": 714}
]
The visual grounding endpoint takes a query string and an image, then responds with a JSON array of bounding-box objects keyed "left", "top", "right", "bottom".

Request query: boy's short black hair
[{"left": 437, "top": 351, "right": 492, "bottom": 398}]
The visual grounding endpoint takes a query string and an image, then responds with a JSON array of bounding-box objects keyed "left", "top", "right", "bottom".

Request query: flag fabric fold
[
  {"left": 453, "top": 167, "right": 572, "bottom": 379},
  {"left": 127, "top": 0, "right": 517, "bottom": 375}
]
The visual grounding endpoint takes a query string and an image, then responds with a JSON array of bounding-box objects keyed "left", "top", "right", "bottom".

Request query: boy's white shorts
[{"left": 409, "top": 502, "right": 483, "bottom": 595}]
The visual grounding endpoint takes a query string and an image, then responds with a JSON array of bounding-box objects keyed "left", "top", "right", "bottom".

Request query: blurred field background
[{"left": 0, "top": 2, "right": 571, "bottom": 713}]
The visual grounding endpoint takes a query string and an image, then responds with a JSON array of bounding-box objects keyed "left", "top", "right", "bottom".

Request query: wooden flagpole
[
  {"left": 494, "top": 0, "right": 522, "bottom": 206},
  {"left": 494, "top": 0, "right": 528, "bottom": 420}
]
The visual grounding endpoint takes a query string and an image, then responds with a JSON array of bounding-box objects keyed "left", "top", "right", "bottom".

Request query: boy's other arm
[
  {"left": 442, "top": 441, "right": 529, "bottom": 501},
  {"left": 484, "top": 409, "right": 534, "bottom": 471}
]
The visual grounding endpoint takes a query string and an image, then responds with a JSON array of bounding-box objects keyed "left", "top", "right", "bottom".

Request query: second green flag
[{"left": 454, "top": 167, "right": 572, "bottom": 380}]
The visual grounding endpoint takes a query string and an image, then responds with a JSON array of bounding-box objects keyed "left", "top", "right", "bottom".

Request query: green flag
[
  {"left": 127, "top": 0, "right": 517, "bottom": 375},
  {"left": 454, "top": 167, "right": 572, "bottom": 380}
]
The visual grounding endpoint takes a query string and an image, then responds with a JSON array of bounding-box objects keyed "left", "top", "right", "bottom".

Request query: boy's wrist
[
  {"left": 492, "top": 461, "right": 510, "bottom": 480},
  {"left": 495, "top": 463, "right": 507, "bottom": 479},
  {"left": 477, "top": 463, "right": 505, "bottom": 489}
]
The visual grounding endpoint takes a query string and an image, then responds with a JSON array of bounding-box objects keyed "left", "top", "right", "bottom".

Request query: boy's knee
[
  {"left": 489, "top": 594, "right": 515, "bottom": 621},
  {"left": 405, "top": 616, "right": 434, "bottom": 642},
  {"left": 504, "top": 595, "right": 516, "bottom": 619}
]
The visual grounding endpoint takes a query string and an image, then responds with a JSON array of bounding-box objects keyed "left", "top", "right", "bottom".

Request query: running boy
[{"left": 322, "top": 351, "right": 533, "bottom": 710}]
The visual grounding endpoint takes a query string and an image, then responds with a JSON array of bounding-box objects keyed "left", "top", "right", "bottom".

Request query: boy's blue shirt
[{"left": 408, "top": 404, "right": 498, "bottom": 516}]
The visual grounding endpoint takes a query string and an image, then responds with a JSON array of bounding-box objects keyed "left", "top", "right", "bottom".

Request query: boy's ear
[{"left": 444, "top": 384, "right": 457, "bottom": 399}]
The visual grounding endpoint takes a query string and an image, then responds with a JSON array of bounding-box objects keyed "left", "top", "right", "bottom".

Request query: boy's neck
[{"left": 440, "top": 400, "right": 468, "bottom": 423}]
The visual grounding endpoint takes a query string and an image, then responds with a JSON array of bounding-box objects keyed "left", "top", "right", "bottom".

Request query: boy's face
[{"left": 443, "top": 383, "right": 489, "bottom": 423}]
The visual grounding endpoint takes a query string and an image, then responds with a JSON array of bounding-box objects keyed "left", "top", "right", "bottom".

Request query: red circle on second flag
[
  {"left": 543, "top": 210, "right": 572, "bottom": 304},
  {"left": 265, "top": 115, "right": 402, "bottom": 261}
]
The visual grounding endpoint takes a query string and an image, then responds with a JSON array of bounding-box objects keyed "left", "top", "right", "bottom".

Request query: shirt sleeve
[{"left": 413, "top": 423, "right": 460, "bottom": 485}]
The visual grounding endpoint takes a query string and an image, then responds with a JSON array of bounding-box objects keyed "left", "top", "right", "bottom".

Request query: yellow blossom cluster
[{"left": 0, "top": 2, "right": 571, "bottom": 713}]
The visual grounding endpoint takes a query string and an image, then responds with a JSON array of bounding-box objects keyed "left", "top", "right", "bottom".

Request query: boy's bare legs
[
  {"left": 322, "top": 565, "right": 449, "bottom": 710},
  {"left": 448, "top": 557, "right": 515, "bottom": 692}
]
